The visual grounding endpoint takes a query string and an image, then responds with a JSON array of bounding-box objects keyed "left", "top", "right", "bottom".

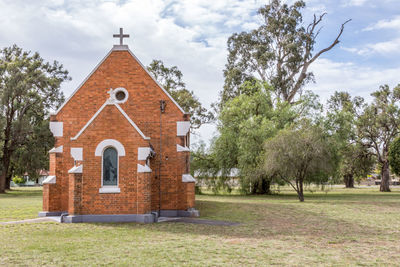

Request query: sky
[{"left": 0, "top": 0, "right": 400, "bottom": 145}]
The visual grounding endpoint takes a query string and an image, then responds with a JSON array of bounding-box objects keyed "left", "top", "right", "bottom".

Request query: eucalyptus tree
[
  {"left": 356, "top": 85, "right": 400, "bottom": 192},
  {"left": 221, "top": 0, "right": 350, "bottom": 107},
  {"left": 147, "top": 60, "right": 213, "bottom": 130},
  {"left": 0, "top": 45, "right": 69, "bottom": 192},
  {"left": 325, "top": 92, "right": 375, "bottom": 188},
  {"left": 209, "top": 80, "right": 322, "bottom": 194}
]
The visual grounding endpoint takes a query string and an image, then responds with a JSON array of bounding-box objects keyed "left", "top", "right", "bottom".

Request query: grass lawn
[{"left": 1, "top": 186, "right": 400, "bottom": 266}]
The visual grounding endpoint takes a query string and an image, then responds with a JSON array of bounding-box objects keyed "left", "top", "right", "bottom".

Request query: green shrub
[{"left": 12, "top": 176, "right": 25, "bottom": 185}]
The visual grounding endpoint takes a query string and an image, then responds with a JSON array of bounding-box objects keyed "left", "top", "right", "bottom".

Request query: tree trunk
[
  {"left": 0, "top": 172, "right": 5, "bottom": 193},
  {"left": 380, "top": 161, "right": 391, "bottom": 192},
  {"left": 5, "top": 166, "right": 13, "bottom": 190},
  {"left": 6, "top": 175, "right": 12, "bottom": 190},
  {"left": 0, "top": 157, "right": 10, "bottom": 193},
  {"left": 344, "top": 174, "right": 354, "bottom": 188},
  {"left": 260, "top": 177, "right": 271, "bottom": 195},
  {"left": 297, "top": 179, "right": 304, "bottom": 202}
]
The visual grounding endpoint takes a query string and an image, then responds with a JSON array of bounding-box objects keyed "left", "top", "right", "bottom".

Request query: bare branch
[
  {"left": 287, "top": 19, "right": 351, "bottom": 103},
  {"left": 309, "top": 19, "right": 352, "bottom": 64}
]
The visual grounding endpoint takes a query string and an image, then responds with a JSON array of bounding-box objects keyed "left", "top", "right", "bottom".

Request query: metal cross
[{"left": 113, "top": 28, "right": 129, "bottom": 45}]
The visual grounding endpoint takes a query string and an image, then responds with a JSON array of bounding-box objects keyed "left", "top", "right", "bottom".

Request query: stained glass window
[{"left": 103, "top": 147, "right": 118, "bottom": 186}]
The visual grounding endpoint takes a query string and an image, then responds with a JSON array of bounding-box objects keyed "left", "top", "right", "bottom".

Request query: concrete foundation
[
  {"left": 38, "top": 209, "right": 199, "bottom": 223},
  {"left": 159, "top": 208, "right": 200, "bottom": 217},
  {"left": 38, "top": 211, "right": 65, "bottom": 217},
  {"left": 63, "top": 213, "right": 156, "bottom": 223}
]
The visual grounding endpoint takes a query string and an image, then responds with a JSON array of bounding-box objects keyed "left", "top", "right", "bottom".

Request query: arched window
[{"left": 102, "top": 147, "right": 118, "bottom": 186}]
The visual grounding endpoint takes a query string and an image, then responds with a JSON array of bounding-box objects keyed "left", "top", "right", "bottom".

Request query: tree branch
[{"left": 287, "top": 19, "right": 351, "bottom": 103}]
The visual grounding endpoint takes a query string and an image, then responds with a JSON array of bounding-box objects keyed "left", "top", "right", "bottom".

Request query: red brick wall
[
  {"left": 43, "top": 153, "right": 63, "bottom": 212},
  {"left": 186, "top": 183, "right": 195, "bottom": 208},
  {"left": 68, "top": 172, "right": 82, "bottom": 215},
  {"left": 45, "top": 48, "right": 195, "bottom": 215},
  {"left": 43, "top": 184, "right": 61, "bottom": 211},
  {"left": 69, "top": 105, "right": 149, "bottom": 214}
]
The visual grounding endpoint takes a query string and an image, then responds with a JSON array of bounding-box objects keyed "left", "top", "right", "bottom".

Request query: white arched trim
[{"left": 95, "top": 139, "right": 126, "bottom": 157}]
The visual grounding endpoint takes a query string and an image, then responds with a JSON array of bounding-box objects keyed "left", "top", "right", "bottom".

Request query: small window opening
[{"left": 116, "top": 91, "right": 126, "bottom": 101}]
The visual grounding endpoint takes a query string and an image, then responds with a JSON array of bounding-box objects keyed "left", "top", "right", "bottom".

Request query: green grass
[
  {"left": 0, "top": 187, "right": 43, "bottom": 222},
  {"left": 1, "top": 186, "right": 400, "bottom": 266}
]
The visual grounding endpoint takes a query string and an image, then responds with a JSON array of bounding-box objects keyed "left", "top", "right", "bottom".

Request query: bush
[
  {"left": 12, "top": 176, "right": 25, "bottom": 185},
  {"left": 389, "top": 136, "right": 400, "bottom": 176}
]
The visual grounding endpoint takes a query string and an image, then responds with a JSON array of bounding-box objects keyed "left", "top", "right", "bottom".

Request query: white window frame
[
  {"left": 184, "top": 133, "right": 190, "bottom": 148},
  {"left": 112, "top": 87, "right": 129, "bottom": 104},
  {"left": 100, "top": 146, "right": 120, "bottom": 193}
]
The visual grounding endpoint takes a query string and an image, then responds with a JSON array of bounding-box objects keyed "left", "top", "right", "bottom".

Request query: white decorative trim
[
  {"left": 137, "top": 164, "right": 152, "bottom": 173},
  {"left": 110, "top": 87, "right": 129, "bottom": 104},
  {"left": 49, "top": 122, "right": 63, "bottom": 137},
  {"left": 71, "top": 101, "right": 108, "bottom": 140},
  {"left": 70, "top": 148, "right": 83, "bottom": 161},
  {"left": 114, "top": 104, "right": 150, "bottom": 140},
  {"left": 182, "top": 174, "right": 196, "bottom": 183},
  {"left": 54, "top": 46, "right": 186, "bottom": 115},
  {"left": 71, "top": 99, "right": 150, "bottom": 140},
  {"left": 138, "top": 147, "right": 151, "bottom": 160},
  {"left": 177, "top": 144, "right": 190, "bottom": 152},
  {"left": 177, "top": 121, "right": 191, "bottom": 136},
  {"left": 95, "top": 139, "right": 126, "bottom": 156},
  {"left": 99, "top": 187, "right": 120, "bottom": 194},
  {"left": 43, "top": 175, "right": 56, "bottom": 184},
  {"left": 113, "top": 45, "right": 128, "bottom": 51},
  {"left": 68, "top": 165, "right": 83, "bottom": 174},
  {"left": 49, "top": 145, "right": 63, "bottom": 153}
]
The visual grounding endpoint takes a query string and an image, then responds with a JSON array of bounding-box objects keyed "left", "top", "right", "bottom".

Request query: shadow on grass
[{"left": 96, "top": 196, "right": 399, "bottom": 242}]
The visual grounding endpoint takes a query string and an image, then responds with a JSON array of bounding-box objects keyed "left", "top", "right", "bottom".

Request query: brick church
[{"left": 39, "top": 29, "right": 198, "bottom": 223}]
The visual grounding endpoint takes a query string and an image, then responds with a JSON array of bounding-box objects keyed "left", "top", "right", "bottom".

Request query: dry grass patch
[{"left": 1, "top": 186, "right": 400, "bottom": 266}]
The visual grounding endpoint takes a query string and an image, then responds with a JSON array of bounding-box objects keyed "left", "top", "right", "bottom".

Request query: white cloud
[
  {"left": 366, "top": 38, "right": 400, "bottom": 54},
  {"left": 341, "top": 0, "right": 368, "bottom": 7},
  {"left": 0, "top": 0, "right": 263, "bottom": 104},
  {"left": 342, "top": 37, "right": 400, "bottom": 56},
  {"left": 308, "top": 58, "right": 400, "bottom": 103},
  {"left": 363, "top": 15, "right": 400, "bottom": 31}
]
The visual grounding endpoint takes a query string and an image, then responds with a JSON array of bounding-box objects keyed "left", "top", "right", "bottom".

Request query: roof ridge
[{"left": 53, "top": 46, "right": 186, "bottom": 115}]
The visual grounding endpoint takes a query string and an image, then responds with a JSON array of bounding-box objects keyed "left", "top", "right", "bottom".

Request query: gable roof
[
  {"left": 54, "top": 45, "right": 186, "bottom": 115},
  {"left": 71, "top": 98, "right": 150, "bottom": 140}
]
